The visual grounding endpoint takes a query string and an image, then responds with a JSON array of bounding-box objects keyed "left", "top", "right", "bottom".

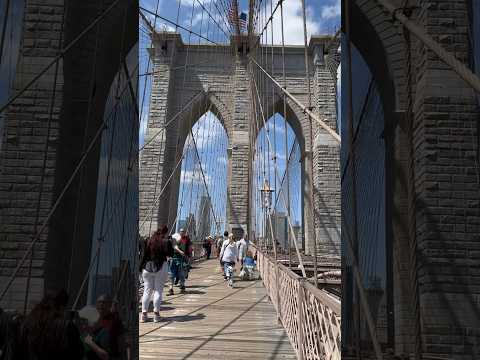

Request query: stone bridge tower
[
  {"left": 0, "top": 0, "right": 137, "bottom": 312},
  {"left": 344, "top": 1, "right": 480, "bottom": 358},
  {"left": 139, "top": 32, "right": 340, "bottom": 259}
]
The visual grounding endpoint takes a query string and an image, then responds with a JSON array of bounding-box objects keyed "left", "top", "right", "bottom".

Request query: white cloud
[
  {"left": 321, "top": 0, "right": 341, "bottom": 19},
  {"left": 180, "top": 169, "right": 212, "bottom": 186},
  {"left": 156, "top": 23, "right": 176, "bottom": 32},
  {"left": 267, "top": 0, "right": 320, "bottom": 45},
  {"left": 140, "top": 0, "right": 162, "bottom": 11},
  {"left": 184, "top": 0, "right": 210, "bottom": 5},
  {"left": 139, "top": 112, "right": 149, "bottom": 147},
  {"left": 189, "top": 111, "right": 227, "bottom": 151}
]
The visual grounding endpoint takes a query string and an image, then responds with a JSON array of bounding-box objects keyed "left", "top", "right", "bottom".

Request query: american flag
[
  {"left": 228, "top": 1, "right": 247, "bottom": 33},
  {"left": 239, "top": 12, "right": 247, "bottom": 32},
  {"left": 227, "top": 0, "right": 238, "bottom": 26}
]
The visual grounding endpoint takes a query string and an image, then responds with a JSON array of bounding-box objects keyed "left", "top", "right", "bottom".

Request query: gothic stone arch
[
  {"left": 0, "top": 0, "right": 137, "bottom": 311},
  {"left": 140, "top": 33, "right": 340, "bottom": 258},
  {"left": 349, "top": 1, "right": 480, "bottom": 358}
]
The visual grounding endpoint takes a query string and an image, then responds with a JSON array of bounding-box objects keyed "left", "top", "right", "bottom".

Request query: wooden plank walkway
[{"left": 139, "top": 259, "right": 297, "bottom": 360}]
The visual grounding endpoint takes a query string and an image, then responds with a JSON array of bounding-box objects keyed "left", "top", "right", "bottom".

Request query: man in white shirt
[
  {"left": 219, "top": 234, "right": 238, "bottom": 287},
  {"left": 219, "top": 231, "right": 230, "bottom": 279},
  {"left": 236, "top": 234, "right": 248, "bottom": 266}
]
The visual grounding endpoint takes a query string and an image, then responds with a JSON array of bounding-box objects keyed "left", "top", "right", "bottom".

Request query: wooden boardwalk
[{"left": 139, "top": 259, "right": 297, "bottom": 359}]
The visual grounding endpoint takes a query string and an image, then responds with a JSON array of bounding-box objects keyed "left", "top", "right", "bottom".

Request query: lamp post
[{"left": 260, "top": 179, "right": 274, "bottom": 251}]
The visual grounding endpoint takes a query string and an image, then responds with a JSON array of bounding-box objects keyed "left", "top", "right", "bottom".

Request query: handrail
[{"left": 253, "top": 244, "right": 341, "bottom": 360}]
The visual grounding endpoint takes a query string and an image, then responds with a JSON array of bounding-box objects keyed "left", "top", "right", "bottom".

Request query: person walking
[
  {"left": 236, "top": 234, "right": 248, "bottom": 267},
  {"left": 168, "top": 229, "right": 192, "bottom": 295},
  {"left": 139, "top": 226, "right": 173, "bottom": 323},
  {"left": 218, "top": 231, "right": 229, "bottom": 278},
  {"left": 203, "top": 236, "right": 212, "bottom": 259},
  {"left": 219, "top": 234, "right": 238, "bottom": 288}
]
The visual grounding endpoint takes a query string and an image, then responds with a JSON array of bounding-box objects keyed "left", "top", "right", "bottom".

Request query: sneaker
[
  {"left": 153, "top": 314, "right": 161, "bottom": 323},
  {"left": 140, "top": 313, "right": 148, "bottom": 323},
  {"left": 167, "top": 288, "right": 174, "bottom": 296},
  {"left": 180, "top": 286, "right": 186, "bottom": 294}
]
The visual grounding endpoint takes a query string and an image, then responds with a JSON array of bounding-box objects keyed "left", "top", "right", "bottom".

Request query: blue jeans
[
  {"left": 169, "top": 259, "right": 186, "bottom": 287},
  {"left": 223, "top": 262, "right": 235, "bottom": 280}
]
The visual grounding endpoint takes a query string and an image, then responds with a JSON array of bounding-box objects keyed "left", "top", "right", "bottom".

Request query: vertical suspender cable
[
  {"left": 403, "top": 16, "right": 423, "bottom": 360},
  {"left": 344, "top": 0, "right": 383, "bottom": 358},
  {"left": 300, "top": 0, "right": 319, "bottom": 286},
  {"left": 23, "top": 0, "right": 68, "bottom": 313},
  {"left": 279, "top": 0, "right": 292, "bottom": 268},
  {"left": 0, "top": 0, "right": 11, "bottom": 65}
]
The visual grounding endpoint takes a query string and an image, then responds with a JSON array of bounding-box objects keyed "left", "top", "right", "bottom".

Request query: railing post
[
  {"left": 297, "top": 278, "right": 305, "bottom": 360},
  {"left": 275, "top": 264, "right": 281, "bottom": 323}
]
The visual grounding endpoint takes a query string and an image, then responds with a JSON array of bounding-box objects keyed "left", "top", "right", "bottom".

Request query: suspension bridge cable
[
  {"left": 190, "top": 128, "right": 221, "bottom": 239},
  {"left": 93, "top": 0, "right": 131, "bottom": 299},
  {"left": 344, "top": 0, "right": 383, "bottom": 358},
  {"left": 251, "top": 72, "right": 307, "bottom": 277},
  {"left": 1, "top": 118, "right": 106, "bottom": 301},
  {"left": 139, "top": 154, "right": 185, "bottom": 232},
  {"left": 249, "top": 56, "right": 341, "bottom": 143},
  {"left": 273, "top": 139, "right": 297, "bottom": 209},
  {"left": 0, "top": 0, "right": 11, "bottom": 63},
  {"left": 375, "top": 0, "right": 480, "bottom": 94},
  {"left": 140, "top": 91, "right": 204, "bottom": 152},
  {"left": 139, "top": 7, "right": 222, "bottom": 46},
  {"left": 279, "top": 0, "right": 292, "bottom": 267},
  {"left": 0, "top": 0, "right": 124, "bottom": 114},
  {"left": 67, "top": 0, "right": 106, "bottom": 295},
  {"left": 23, "top": 0, "right": 68, "bottom": 313},
  {"left": 300, "top": 0, "right": 319, "bottom": 287},
  {"left": 0, "top": 62, "right": 138, "bottom": 301}
]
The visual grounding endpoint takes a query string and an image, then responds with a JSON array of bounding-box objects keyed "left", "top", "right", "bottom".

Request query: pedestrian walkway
[{"left": 139, "top": 259, "right": 296, "bottom": 359}]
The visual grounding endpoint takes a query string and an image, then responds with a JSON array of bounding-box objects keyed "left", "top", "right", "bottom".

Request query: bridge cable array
[
  {"left": 0, "top": 1, "right": 140, "bottom": 340},
  {"left": 139, "top": 0, "right": 233, "bottom": 250}
]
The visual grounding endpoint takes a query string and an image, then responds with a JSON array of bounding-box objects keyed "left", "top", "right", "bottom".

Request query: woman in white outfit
[
  {"left": 139, "top": 225, "right": 173, "bottom": 322},
  {"left": 219, "top": 234, "right": 238, "bottom": 288}
]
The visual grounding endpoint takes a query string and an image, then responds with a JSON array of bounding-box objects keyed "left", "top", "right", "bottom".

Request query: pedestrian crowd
[
  {"left": 0, "top": 290, "right": 131, "bottom": 360},
  {"left": 0, "top": 226, "right": 259, "bottom": 359},
  {"left": 138, "top": 227, "right": 257, "bottom": 322}
]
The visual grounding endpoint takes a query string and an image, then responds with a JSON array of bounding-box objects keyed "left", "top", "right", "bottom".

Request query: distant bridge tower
[{"left": 139, "top": 32, "right": 341, "bottom": 260}]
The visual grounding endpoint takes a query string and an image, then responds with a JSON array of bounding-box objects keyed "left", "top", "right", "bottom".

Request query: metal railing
[{"left": 254, "top": 246, "right": 341, "bottom": 360}]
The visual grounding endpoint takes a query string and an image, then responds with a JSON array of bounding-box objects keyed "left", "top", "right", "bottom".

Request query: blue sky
[
  {"left": 139, "top": 0, "right": 340, "bottom": 236},
  {"left": 139, "top": 0, "right": 340, "bottom": 144}
]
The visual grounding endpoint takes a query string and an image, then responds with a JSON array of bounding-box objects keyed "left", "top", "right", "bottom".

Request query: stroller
[{"left": 239, "top": 252, "right": 257, "bottom": 280}]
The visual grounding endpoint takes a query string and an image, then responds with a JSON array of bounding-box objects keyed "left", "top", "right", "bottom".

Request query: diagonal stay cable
[
  {"left": 0, "top": 121, "right": 107, "bottom": 301},
  {"left": 376, "top": 0, "right": 480, "bottom": 94},
  {"left": 139, "top": 7, "right": 222, "bottom": 46},
  {"left": 139, "top": 91, "right": 204, "bottom": 152},
  {"left": 195, "top": 0, "right": 231, "bottom": 39},
  {"left": 0, "top": 0, "right": 123, "bottom": 113},
  {"left": 249, "top": 56, "right": 341, "bottom": 143},
  {"left": 0, "top": 0, "right": 11, "bottom": 63},
  {"left": 139, "top": 153, "right": 185, "bottom": 231},
  {"left": 251, "top": 72, "right": 307, "bottom": 277},
  {"left": 0, "top": 62, "right": 137, "bottom": 301},
  {"left": 189, "top": 123, "right": 220, "bottom": 237}
]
